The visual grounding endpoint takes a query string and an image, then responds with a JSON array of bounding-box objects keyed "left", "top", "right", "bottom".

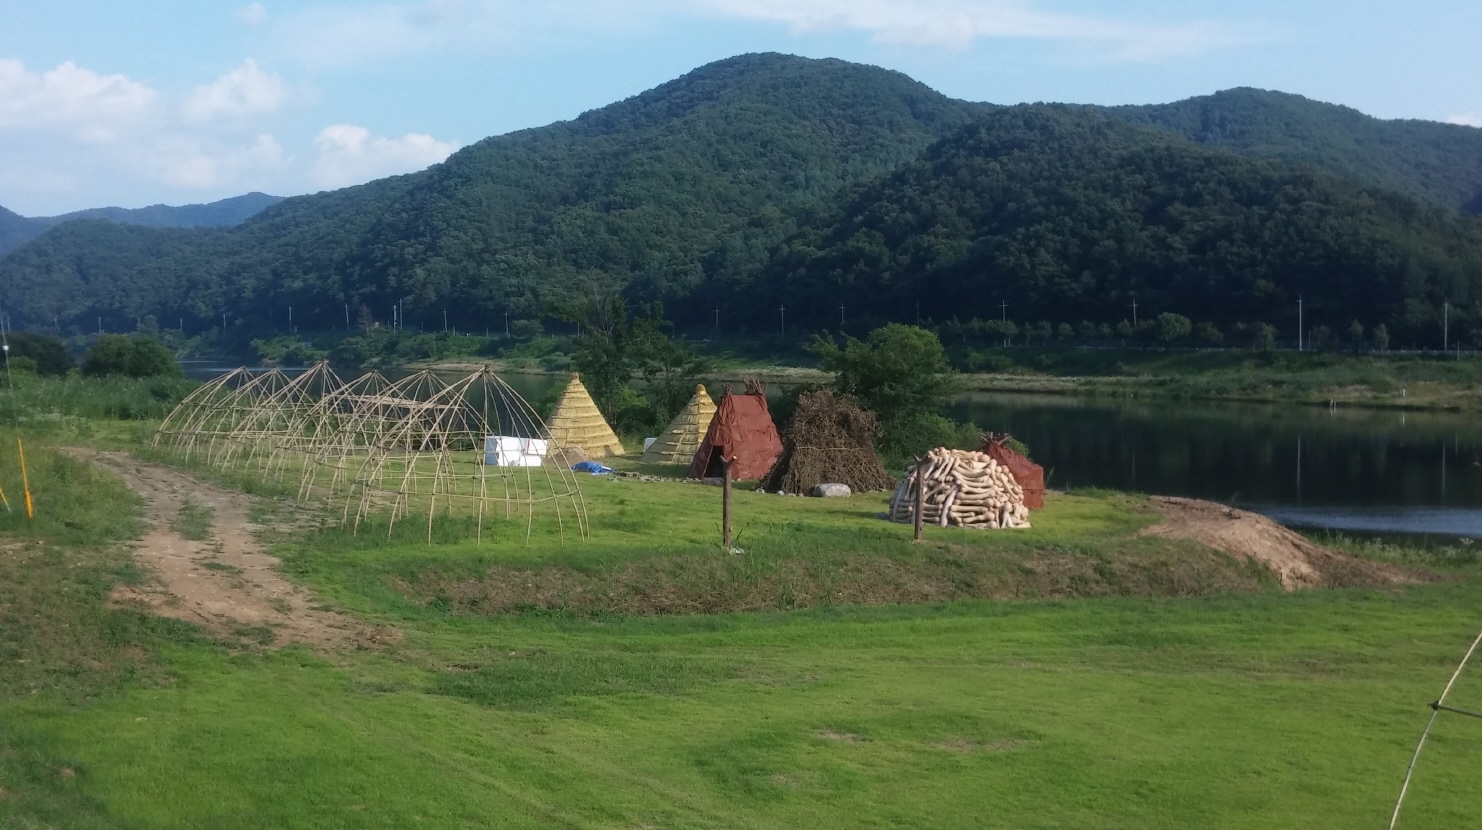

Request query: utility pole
[
  {"left": 504, "top": 312, "right": 510, "bottom": 338},
  {"left": 288, "top": 306, "right": 293, "bottom": 332},
  {"left": 1000, "top": 301, "right": 1007, "bottom": 323},
  {"left": 98, "top": 316, "right": 102, "bottom": 335},
  {"left": 714, "top": 308, "right": 719, "bottom": 331},
  {"left": 344, "top": 303, "right": 350, "bottom": 330},
  {"left": 1131, "top": 299, "right": 1138, "bottom": 328},
  {"left": 1444, "top": 300, "right": 1449, "bottom": 352},
  {"left": 839, "top": 305, "right": 845, "bottom": 327},
  {"left": 1298, "top": 296, "right": 1304, "bottom": 352},
  {"left": 443, "top": 309, "right": 448, "bottom": 332},
  {"left": 779, "top": 304, "right": 785, "bottom": 337}
]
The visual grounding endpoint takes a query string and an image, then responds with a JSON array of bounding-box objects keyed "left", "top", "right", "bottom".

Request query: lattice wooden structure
[{"left": 155, "top": 365, "right": 588, "bottom": 545}]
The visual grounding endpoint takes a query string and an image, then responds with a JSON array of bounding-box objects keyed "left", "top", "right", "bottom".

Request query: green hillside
[
  {"left": 0, "top": 193, "right": 283, "bottom": 257},
  {"left": 0, "top": 53, "right": 984, "bottom": 333},
  {"left": 0, "top": 205, "right": 36, "bottom": 257},
  {"left": 734, "top": 106, "right": 1482, "bottom": 344},
  {"left": 3, "top": 55, "right": 1482, "bottom": 344},
  {"left": 1107, "top": 88, "right": 1482, "bottom": 212}
]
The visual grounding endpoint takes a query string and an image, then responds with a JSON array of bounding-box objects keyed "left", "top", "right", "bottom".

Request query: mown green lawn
[{"left": 3, "top": 442, "right": 1482, "bottom": 829}]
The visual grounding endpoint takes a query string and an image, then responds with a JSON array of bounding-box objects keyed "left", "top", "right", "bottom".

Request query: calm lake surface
[
  {"left": 947, "top": 393, "right": 1482, "bottom": 537},
  {"left": 185, "top": 363, "right": 1482, "bottom": 536}
]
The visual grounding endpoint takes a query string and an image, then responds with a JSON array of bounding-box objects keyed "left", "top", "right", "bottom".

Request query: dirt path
[
  {"left": 71, "top": 450, "right": 391, "bottom": 650},
  {"left": 1141, "top": 496, "right": 1440, "bottom": 590}
]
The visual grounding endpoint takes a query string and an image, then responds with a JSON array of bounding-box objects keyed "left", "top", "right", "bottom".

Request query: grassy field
[{"left": 4, "top": 431, "right": 1482, "bottom": 828}]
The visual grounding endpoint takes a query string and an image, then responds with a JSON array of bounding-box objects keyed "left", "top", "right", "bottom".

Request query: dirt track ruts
[{"left": 70, "top": 449, "right": 394, "bottom": 650}]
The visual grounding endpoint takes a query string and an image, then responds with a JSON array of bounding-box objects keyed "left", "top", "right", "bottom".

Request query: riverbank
[{"left": 422, "top": 345, "right": 1482, "bottom": 412}]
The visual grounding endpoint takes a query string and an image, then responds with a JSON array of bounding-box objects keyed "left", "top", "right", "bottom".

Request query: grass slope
[{"left": 3, "top": 433, "right": 1482, "bottom": 828}]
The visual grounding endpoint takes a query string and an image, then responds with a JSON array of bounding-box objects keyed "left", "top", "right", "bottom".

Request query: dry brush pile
[
  {"left": 888, "top": 447, "right": 1032, "bottom": 530},
  {"left": 761, "top": 389, "right": 893, "bottom": 495}
]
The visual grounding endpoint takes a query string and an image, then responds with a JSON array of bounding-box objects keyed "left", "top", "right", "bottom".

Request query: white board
[{"left": 484, "top": 435, "right": 548, "bottom": 467}]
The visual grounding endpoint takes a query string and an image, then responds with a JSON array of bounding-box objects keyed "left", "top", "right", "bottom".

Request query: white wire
[{"left": 1388, "top": 624, "right": 1482, "bottom": 829}]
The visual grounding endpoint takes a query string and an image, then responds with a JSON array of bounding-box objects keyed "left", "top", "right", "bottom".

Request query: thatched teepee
[
  {"left": 642, "top": 383, "right": 716, "bottom": 464},
  {"left": 761, "top": 389, "right": 893, "bottom": 494},
  {"left": 547, "top": 373, "right": 624, "bottom": 457}
]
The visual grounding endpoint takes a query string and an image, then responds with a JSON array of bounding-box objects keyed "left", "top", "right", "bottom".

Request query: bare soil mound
[
  {"left": 1140, "top": 496, "right": 1438, "bottom": 590},
  {"left": 69, "top": 450, "right": 394, "bottom": 650}
]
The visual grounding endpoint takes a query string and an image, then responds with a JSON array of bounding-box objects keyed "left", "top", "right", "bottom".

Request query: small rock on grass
[{"left": 810, "top": 483, "right": 851, "bottom": 498}]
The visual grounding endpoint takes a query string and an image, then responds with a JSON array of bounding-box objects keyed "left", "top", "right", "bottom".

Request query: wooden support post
[
  {"left": 912, "top": 456, "right": 924, "bottom": 543},
  {"left": 722, "top": 456, "right": 733, "bottom": 550}
]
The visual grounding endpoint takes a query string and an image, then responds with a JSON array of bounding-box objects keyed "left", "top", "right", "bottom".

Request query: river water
[
  {"left": 184, "top": 363, "right": 1482, "bottom": 537},
  {"left": 947, "top": 393, "right": 1482, "bottom": 537}
]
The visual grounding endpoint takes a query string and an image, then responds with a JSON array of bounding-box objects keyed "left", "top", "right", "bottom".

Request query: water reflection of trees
[{"left": 949, "top": 395, "right": 1482, "bottom": 507}]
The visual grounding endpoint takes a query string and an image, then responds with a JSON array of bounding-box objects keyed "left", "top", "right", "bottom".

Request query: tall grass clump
[{"left": 0, "top": 373, "right": 195, "bottom": 424}]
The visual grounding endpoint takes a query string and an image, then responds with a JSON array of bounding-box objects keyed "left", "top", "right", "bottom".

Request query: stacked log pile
[{"left": 888, "top": 447, "right": 1032, "bottom": 530}]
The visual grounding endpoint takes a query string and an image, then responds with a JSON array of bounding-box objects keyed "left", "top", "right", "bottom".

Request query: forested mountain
[
  {"left": 1107, "top": 89, "right": 1482, "bottom": 212},
  {"left": 0, "top": 192, "right": 283, "bottom": 256},
  {"left": 0, "top": 54, "right": 984, "bottom": 333},
  {"left": 0, "top": 206, "right": 37, "bottom": 258},
  {"left": 1, "top": 53, "right": 1481, "bottom": 345},
  {"left": 734, "top": 106, "right": 1482, "bottom": 344}
]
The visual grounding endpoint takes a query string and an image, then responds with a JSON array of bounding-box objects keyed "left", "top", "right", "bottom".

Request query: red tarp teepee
[
  {"left": 686, "top": 381, "right": 783, "bottom": 480},
  {"left": 981, "top": 433, "right": 1045, "bottom": 509}
]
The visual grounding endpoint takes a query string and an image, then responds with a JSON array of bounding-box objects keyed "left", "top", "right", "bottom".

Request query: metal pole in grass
[
  {"left": 913, "top": 456, "right": 924, "bottom": 543},
  {"left": 17, "top": 438, "right": 32, "bottom": 519},
  {"left": 1389, "top": 624, "right": 1482, "bottom": 829},
  {"left": 1, "top": 315, "right": 15, "bottom": 426},
  {"left": 721, "top": 456, "right": 733, "bottom": 551}
]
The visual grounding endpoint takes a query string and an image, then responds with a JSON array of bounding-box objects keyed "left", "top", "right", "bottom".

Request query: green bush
[
  {"left": 81, "top": 335, "right": 181, "bottom": 379},
  {"left": 5, "top": 333, "right": 73, "bottom": 376}
]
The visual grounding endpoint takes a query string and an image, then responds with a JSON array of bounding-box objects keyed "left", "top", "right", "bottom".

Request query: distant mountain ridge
[
  {"left": 1, "top": 53, "right": 1481, "bottom": 344},
  {"left": 0, "top": 192, "right": 283, "bottom": 256},
  {"left": 1105, "top": 88, "right": 1482, "bottom": 213},
  {"left": 728, "top": 105, "right": 1482, "bottom": 341}
]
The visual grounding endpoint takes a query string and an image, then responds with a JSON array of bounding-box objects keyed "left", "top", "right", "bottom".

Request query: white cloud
[
  {"left": 281, "top": 0, "right": 515, "bottom": 67},
  {"left": 0, "top": 58, "right": 156, "bottom": 140},
  {"left": 705, "top": 0, "right": 1244, "bottom": 59},
  {"left": 267, "top": 0, "right": 1244, "bottom": 66},
  {"left": 311, "top": 124, "right": 457, "bottom": 188},
  {"left": 1446, "top": 113, "right": 1482, "bottom": 128},
  {"left": 0, "top": 57, "right": 293, "bottom": 212},
  {"left": 237, "top": 3, "right": 269, "bottom": 27},
  {"left": 140, "top": 133, "right": 287, "bottom": 188},
  {"left": 181, "top": 60, "right": 290, "bottom": 122}
]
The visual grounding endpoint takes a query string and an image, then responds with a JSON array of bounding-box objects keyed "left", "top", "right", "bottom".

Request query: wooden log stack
[{"left": 888, "top": 447, "right": 1032, "bottom": 530}]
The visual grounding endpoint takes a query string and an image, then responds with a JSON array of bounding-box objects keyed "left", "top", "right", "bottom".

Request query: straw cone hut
[
  {"left": 547, "top": 373, "right": 624, "bottom": 457},
  {"left": 642, "top": 383, "right": 717, "bottom": 464}
]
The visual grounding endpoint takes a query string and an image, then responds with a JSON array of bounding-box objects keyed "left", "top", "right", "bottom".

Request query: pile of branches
[
  {"left": 888, "top": 447, "right": 1032, "bottom": 529},
  {"left": 762, "top": 389, "right": 894, "bottom": 494}
]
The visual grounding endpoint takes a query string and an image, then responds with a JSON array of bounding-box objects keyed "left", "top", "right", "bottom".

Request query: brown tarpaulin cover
[
  {"left": 981, "top": 433, "right": 1045, "bottom": 509},
  {"left": 687, "top": 381, "right": 783, "bottom": 480}
]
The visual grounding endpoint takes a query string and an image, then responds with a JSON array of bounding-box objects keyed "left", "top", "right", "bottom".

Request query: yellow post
[{"left": 17, "top": 438, "right": 33, "bottom": 519}]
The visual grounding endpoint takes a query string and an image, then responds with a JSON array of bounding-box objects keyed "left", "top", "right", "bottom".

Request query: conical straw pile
[
  {"left": 547, "top": 373, "right": 624, "bottom": 457},
  {"left": 642, "top": 383, "right": 716, "bottom": 464}
]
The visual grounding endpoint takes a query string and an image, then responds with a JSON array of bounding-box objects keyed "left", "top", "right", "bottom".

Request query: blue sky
[{"left": 1, "top": 0, "right": 1479, "bottom": 215}]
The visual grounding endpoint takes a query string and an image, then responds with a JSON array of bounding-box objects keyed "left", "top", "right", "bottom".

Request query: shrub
[
  {"left": 5, "top": 333, "right": 73, "bottom": 375},
  {"left": 81, "top": 335, "right": 181, "bottom": 378}
]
